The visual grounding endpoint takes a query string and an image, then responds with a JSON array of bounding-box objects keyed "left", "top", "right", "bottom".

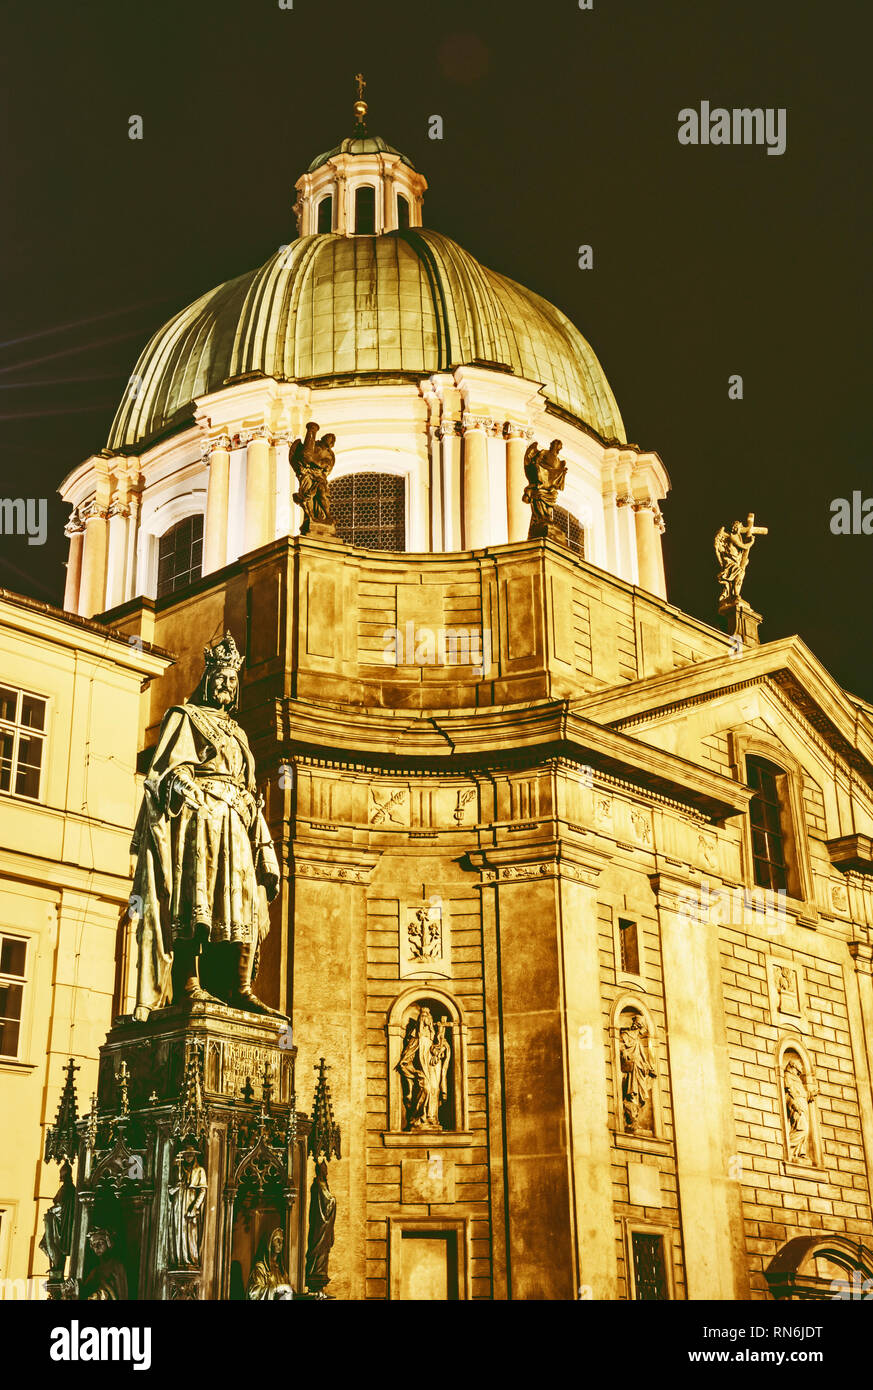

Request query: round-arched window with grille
[
  {"left": 331, "top": 472, "right": 406, "bottom": 551},
  {"left": 552, "top": 505, "right": 585, "bottom": 558}
]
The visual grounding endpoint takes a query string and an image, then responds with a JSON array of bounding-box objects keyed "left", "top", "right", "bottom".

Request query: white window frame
[
  {"left": 0, "top": 932, "right": 29, "bottom": 1061},
  {"left": 0, "top": 685, "right": 48, "bottom": 803}
]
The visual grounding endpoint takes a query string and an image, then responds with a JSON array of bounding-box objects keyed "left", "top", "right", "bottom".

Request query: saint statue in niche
[
  {"left": 619, "top": 1014, "right": 657, "bottom": 1133},
  {"left": 396, "top": 1004, "right": 452, "bottom": 1131},
  {"left": 80, "top": 1229, "right": 129, "bottom": 1301},
  {"left": 246, "top": 1227, "right": 295, "bottom": 1300},
  {"left": 784, "top": 1056, "right": 818, "bottom": 1162},
  {"left": 168, "top": 1149, "right": 208, "bottom": 1268}
]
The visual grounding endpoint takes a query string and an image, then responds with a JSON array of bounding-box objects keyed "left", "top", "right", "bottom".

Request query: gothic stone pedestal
[{"left": 65, "top": 1001, "right": 309, "bottom": 1300}]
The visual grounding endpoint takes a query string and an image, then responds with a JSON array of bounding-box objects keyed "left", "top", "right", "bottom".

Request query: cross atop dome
[
  {"left": 293, "top": 77, "right": 427, "bottom": 237},
  {"left": 353, "top": 72, "right": 367, "bottom": 135}
]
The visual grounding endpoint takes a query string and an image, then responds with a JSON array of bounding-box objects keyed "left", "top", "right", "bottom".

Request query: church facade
[{"left": 6, "top": 93, "right": 871, "bottom": 1301}]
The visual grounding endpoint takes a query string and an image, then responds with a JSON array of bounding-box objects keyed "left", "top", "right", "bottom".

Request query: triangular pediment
[{"left": 576, "top": 636, "right": 873, "bottom": 791}]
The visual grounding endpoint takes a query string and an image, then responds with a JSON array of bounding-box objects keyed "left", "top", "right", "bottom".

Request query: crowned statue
[{"left": 130, "top": 631, "right": 283, "bottom": 1017}]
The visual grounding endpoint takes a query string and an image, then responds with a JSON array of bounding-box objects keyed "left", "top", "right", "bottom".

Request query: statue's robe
[
  {"left": 304, "top": 1168, "right": 337, "bottom": 1289},
  {"left": 130, "top": 702, "right": 279, "bottom": 1014},
  {"left": 246, "top": 1244, "right": 294, "bottom": 1300}
]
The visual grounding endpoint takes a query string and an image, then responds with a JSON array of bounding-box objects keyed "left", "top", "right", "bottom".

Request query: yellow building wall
[{"left": 0, "top": 595, "right": 169, "bottom": 1294}]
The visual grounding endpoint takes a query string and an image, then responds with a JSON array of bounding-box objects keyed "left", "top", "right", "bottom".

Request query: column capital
[
  {"left": 461, "top": 412, "right": 497, "bottom": 435},
  {"left": 81, "top": 500, "right": 110, "bottom": 523},
  {"left": 64, "top": 507, "right": 85, "bottom": 537}
]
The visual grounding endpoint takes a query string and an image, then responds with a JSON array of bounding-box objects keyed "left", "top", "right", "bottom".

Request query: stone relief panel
[
  {"left": 400, "top": 900, "right": 450, "bottom": 979},
  {"left": 368, "top": 785, "right": 410, "bottom": 827},
  {"left": 766, "top": 958, "right": 807, "bottom": 1030}
]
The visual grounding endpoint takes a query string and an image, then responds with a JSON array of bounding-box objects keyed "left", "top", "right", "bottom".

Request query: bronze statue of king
[{"left": 130, "top": 631, "right": 282, "bottom": 1018}]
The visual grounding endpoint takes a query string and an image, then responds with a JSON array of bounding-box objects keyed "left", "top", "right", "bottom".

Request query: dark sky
[{"left": 2, "top": 0, "right": 870, "bottom": 698}]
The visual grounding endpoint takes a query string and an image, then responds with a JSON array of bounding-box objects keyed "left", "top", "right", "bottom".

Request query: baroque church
[{"left": 3, "top": 86, "right": 873, "bottom": 1301}]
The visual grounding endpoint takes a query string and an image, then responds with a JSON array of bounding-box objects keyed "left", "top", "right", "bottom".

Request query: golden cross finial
[{"left": 353, "top": 73, "right": 368, "bottom": 133}]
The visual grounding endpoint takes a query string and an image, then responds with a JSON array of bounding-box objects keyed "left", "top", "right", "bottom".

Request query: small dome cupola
[{"left": 293, "top": 74, "right": 427, "bottom": 237}]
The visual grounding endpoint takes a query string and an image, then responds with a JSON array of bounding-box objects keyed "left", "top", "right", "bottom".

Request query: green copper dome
[
  {"left": 107, "top": 229, "right": 626, "bottom": 451},
  {"left": 307, "top": 134, "right": 415, "bottom": 172}
]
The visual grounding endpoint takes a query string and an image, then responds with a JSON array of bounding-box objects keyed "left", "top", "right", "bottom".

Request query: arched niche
[
  {"left": 765, "top": 1234, "right": 873, "bottom": 1299},
  {"left": 386, "top": 987, "right": 469, "bottom": 1137},
  {"left": 776, "top": 1038, "right": 822, "bottom": 1168},
  {"left": 611, "top": 994, "right": 662, "bottom": 1139}
]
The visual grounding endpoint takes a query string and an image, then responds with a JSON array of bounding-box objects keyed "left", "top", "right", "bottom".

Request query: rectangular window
[
  {"left": 0, "top": 934, "right": 27, "bottom": 1059},
  {"left": 619, "top": 918, "right": 640, "bottom": 975},
  {"left": 632, "top": 1231, "right": 669, "bottom": 1300},
  {"left": 746, "top": 755, "right": 789, "bottom": 892},
  {"left": 0, "top": 686, "right": 47, "bottom": 800}
]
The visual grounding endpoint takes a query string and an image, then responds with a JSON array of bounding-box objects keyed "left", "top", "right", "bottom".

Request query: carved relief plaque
[{"left": 400, "top": 902, "right": 450, "bottom": 979}]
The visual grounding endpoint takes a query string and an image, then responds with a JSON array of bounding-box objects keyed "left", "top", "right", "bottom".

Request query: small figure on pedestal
[
  {"left": 304, "top": 1058, "right": 342, "bottom": 1297},
  {"left": 39, "top": 1161, "right": 76, "bottom": 1280},
  {"left": 523, "top": 438, "right": 568, "bottom": 541},
  {"left": 714, "top": 512, "right": 768, "bottom": 646},
  {"left": 168, "top": 1148, "right": 208, "bottom": 1268},
  {"left": 304, "top": 1156, "right": 337, "bottom": 1297},
  {"left": 290, "top": 423, "right": 337, "bottom": 536}
]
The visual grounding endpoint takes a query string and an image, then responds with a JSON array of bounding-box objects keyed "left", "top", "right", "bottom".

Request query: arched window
[
  {"left": 317, "top": 194, "right": 333, "bottom": 233},
  {"left": 331, "top": 472, "right": 405, "bottom": 551},
  {"left": 553, "top": 505, "right": 585, "bottom": 557},
  {"left": 156, "top": 515, "right": 203, "bottom": 598},
  {"left": 397, "top": 193, "right": 410, "bottom": 230},
  {"left": 354, "top": 184, "right": 376, "bottom": 234},
  {"left": 746, "top": 755, "right": 792, "bottom": 892}
]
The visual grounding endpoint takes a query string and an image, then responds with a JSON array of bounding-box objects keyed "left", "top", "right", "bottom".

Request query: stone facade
[{"left": 98, "top": 531, "right": 873, "bottom": 1299}]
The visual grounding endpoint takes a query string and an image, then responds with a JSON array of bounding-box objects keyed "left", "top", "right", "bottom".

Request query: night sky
[{"left": 2, "top": 0, "right": 870, "bottom": 697}]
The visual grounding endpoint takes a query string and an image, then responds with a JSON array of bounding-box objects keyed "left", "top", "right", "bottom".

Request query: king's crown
[{"left": 203, "top": 631, "right": 243, "bottom": 673}]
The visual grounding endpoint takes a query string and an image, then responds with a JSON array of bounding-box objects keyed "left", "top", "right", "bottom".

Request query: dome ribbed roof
[
  {"left": 107, "top": 229, "right": 626, "bottom": 452},
  {"left": 307, "top": 134, "right": 415, "bottom": 171}
]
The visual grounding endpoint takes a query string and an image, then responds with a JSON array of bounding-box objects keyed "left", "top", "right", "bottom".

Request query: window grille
[
  {"left": 632, "top": 1232, "right": 669, "bottom": 1300},
  {"left": 552, "top": 505, "right": 585, "bottom": 557},
  {"left": 157, "top": 514, "right": 204, "bottom": 598},
  {"left": 331, "top": 473, "right": 405, "bottom": 551}
]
